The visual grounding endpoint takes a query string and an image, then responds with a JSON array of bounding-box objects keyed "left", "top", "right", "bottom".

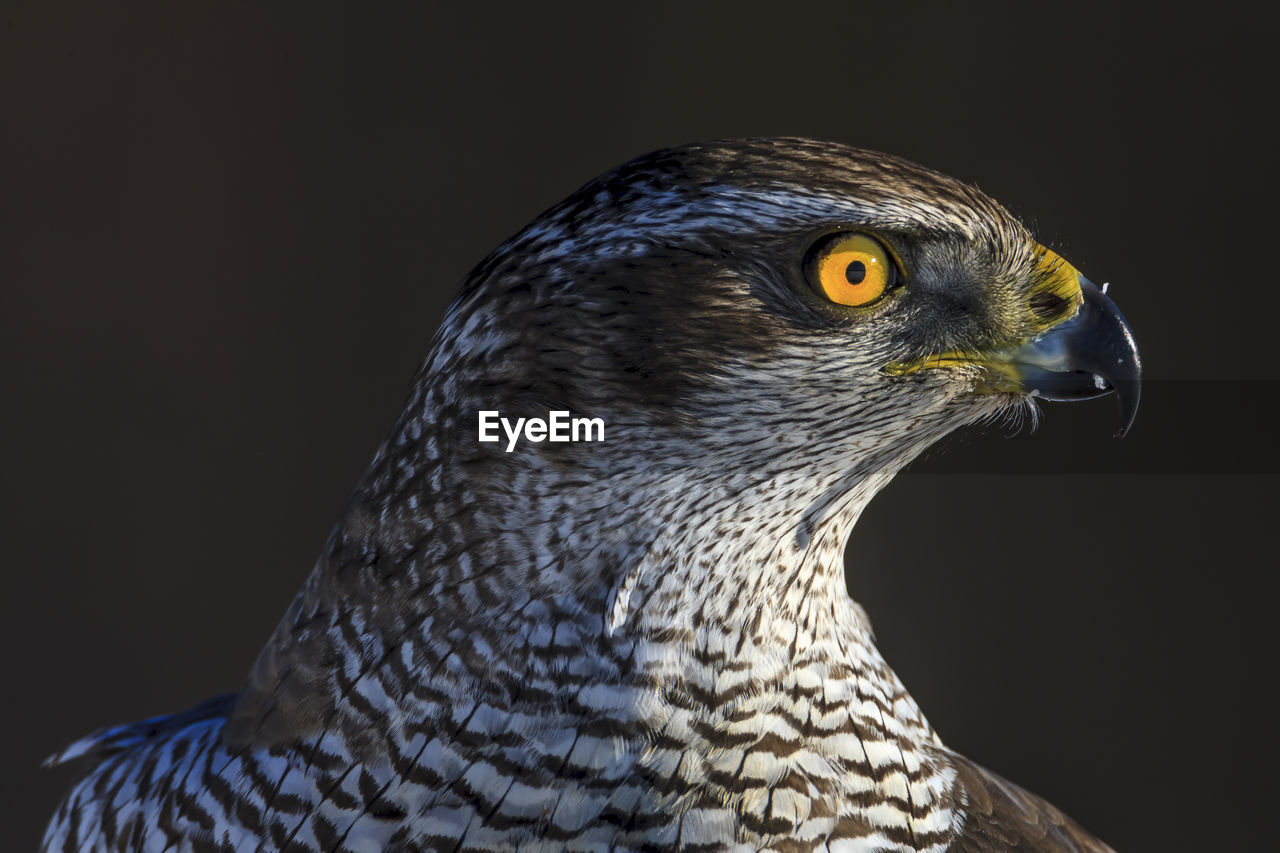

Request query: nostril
[{"left": 1029, "top": 290, "right": 1069, "bottom": 323}]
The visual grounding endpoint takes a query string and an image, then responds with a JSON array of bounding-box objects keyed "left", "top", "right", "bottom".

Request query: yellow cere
[
  {"left": 811, "top": 233, "right": 894, "bottom": 308},
  {"left": 1028, "top": 243, "right": 1085, "bottom": 332}
]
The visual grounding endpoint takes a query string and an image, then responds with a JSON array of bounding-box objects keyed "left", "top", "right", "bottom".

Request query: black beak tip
[
  {"left": 1112, "top": 379, "right": 1141, "bottom": 438},
  {"left": 1075, "top": 278, "right": 1142, "bottom": 438}
]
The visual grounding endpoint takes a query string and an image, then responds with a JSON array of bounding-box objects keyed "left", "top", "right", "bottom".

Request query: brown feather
[{"left": 937, "top": 747, "right": 1116, "bottom": 852}]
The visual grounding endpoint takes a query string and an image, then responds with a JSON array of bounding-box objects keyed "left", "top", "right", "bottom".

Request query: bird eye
[{"left": 805, "top": 232, "right": 899, "bottom": 308}]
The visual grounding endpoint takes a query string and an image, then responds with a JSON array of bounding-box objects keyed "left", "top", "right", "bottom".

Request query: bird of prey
[{"left": 44, "top": 138, "right": 1140, "bottom": 852}]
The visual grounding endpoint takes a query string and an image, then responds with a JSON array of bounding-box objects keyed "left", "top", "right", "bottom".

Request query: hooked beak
[
  {"left": 1004, "top": 276, "right": 1142, "bottom": 436},
  {"left": 885, "top": 274, "right": 1142, "bottom": 437}
]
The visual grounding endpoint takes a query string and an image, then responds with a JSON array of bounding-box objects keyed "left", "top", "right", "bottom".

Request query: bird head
[{"left": 425, "top": 139, "right": 1139, "bottom": 486}]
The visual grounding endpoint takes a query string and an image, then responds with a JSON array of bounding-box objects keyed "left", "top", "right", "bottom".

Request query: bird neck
[
  {"left": 346, "top": 404, "right": 929, "bottom": 722},
  {"left": 603, "top": 441, "right": 922, "bottom": 715}
]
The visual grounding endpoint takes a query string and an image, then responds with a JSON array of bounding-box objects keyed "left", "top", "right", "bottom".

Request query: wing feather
[
  {"left": 44, "top": 692, "right": 236, "bottom": 769},
  {"left": 935, "top": 747, "right": 1117, "bottom": 852}
]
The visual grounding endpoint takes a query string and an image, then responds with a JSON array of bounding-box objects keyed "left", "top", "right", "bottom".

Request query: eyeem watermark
[{"left": 478, "top": 411, "right": 604, "bottom": 452}]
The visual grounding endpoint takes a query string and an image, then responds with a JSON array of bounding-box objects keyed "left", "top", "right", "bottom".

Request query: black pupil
[{"left": 845, "top": 260, "right": 867, "bottom": 285}]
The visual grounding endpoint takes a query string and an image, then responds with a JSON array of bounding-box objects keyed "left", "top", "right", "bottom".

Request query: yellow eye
[{"left": 806, "top": 232, "right": 898, "bottom": 307}]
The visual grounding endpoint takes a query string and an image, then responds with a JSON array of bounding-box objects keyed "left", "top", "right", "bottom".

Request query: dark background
[{"left": 3, "top": 3, "right": 1274, "bottom": 850}]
